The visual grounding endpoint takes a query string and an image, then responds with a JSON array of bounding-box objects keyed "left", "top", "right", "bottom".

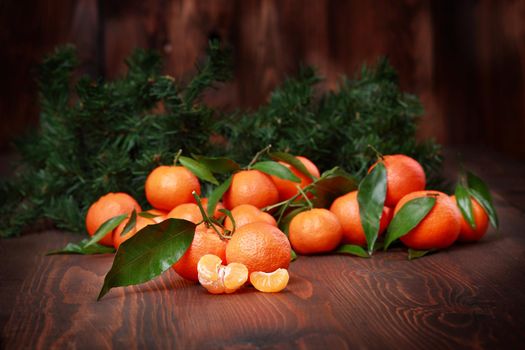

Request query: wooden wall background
[{"left": 1, "top": 0, "right": 524, "bottom": 157}]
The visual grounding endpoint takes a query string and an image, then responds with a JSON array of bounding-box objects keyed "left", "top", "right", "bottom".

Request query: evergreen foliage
[{"left": 0, "top": 41, "right": 443, "bottom": 237}]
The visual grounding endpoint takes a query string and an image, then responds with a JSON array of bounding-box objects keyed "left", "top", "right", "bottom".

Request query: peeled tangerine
[
  {"left": 197, "top": 254, "right": 249, "bottom": 294},
  {"left": 250, "top": 268, "right": 290, "bottom": 293}
]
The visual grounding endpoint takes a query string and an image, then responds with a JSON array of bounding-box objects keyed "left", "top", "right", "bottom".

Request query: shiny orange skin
[
  {"left": 370, "top": 154, "right": 426, "bottom": 208},
  {"left": 288, "top": 208, "right": 343, "bottom": 255},
  {"left": 223, "top": 170, "right": 279, "bottom": 210},
  {"left": 166, "top": 203, "right": 203, "bottom": 224},
  {"left": 226, "top": 222, "right": 290, "bottom": 274},
  {"left": 270, "top": 156, "right": 320, "bottom": 201},
  {"left": 451, "top": 195, "right": 489, "bottom": 242},
  {"left": 144, "top": 209, "right": 167, "bottom": 223},
  {"left": 85, "top": 192, "right": 142, "bottom": 247},
  {"left": 395, "top": 191, "right": 461, "bottom": 250},
  {"left": 145, "top": 165, "right": 201, "bottom": 211},
  {"left": 113, "top": 216, "right": 156, "bottom": 249},
  {"left": 173, "top": 225, "right": 227, "bottom": 281},
  {"left": 223, "top": 204, "right": 277, "bottom": 232},
  {"left": 330, "top": 191, "right": 392, "bottom": 246}
]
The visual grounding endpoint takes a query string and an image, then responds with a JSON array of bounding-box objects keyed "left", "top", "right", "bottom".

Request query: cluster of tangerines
[{"left": 86, "top": 153, "right": 492, "bottom": 295}]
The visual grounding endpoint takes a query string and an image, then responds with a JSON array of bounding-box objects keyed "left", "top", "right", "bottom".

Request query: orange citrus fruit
[
  {"left": 226, "top": 222, "right": 290, "bottom": 274},
  {"left": 172, "top": 224, "right": 227, "bottom": 281},
  {"left": 451, "top": 195, "right": 489, "bottom": 242},
  {"left": 223, "top": 204, "right": 277, "bottom": 232},
  {"left": 330, "top": 191, "right": 392, "bottom": 246},
  {"left": 370, "top": 154, "right": 426, "bottom": 207},
  {"left": 85, "top": 192, "right": 142, "bottom": 247},
  {"left": 288, "top": 208, "right": 343, "bottom": 254},
  {"left": 145, "top": 165, "right": 201, "bottom": 211},
  {"left": 197, "top": 254, "right": 248, "bottom": 294},
  {"left": 250, "top": 268, "right": 290, "bottom": 293},
  {"left": 113, "top": 215, "right": 156, "bottom": 249},
  {"left": 166, "top": 203, "right": 203, "bottom": 224},
  {"left": 201, "top": 198, "right": 226, "bottom": 220},
  {"left": 270, "top": 156, "right": 320, "bottom": 201},
  {"left": 395, "top": 190, "right": 461, "bottom": 249},
  {"left": 144, "top": 209, "right": 167, "bottom": 223},
  {"left": 222, "top": 170, "right": 279, "bottom": 210}
]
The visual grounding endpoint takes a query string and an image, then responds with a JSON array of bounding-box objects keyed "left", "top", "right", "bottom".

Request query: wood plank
[{"left": 1, "top": 186, "right": 525, "bottom": 348}]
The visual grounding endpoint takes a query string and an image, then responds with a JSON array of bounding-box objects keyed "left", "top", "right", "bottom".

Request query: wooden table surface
[{"left": 1, "top": 148, "right": 525, "bottom": 349}]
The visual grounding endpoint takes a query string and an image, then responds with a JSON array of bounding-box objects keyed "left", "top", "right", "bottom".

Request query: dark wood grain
[
  {"left": 1, "top": 150, "right": 525, "bottom": 349},
  {"left": 2, "top": 0, "right": 525, "bottom": 157}
]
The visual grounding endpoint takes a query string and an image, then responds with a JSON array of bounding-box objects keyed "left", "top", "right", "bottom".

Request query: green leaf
[
  {"left": 455, "top": 183, "right": 476, "bottom": 229},
  {"left": 84, "top": 214, "right": 127, "bottom": 247},
  {"left": 97, "top": 218, "right": 196, "bottom": 301},
  {"left": 384, "top": 196, "right": 436, "bottom": 250},
  {"left": 219, "top": 208, "right": 235, "bottom": 233},
  {"left": 290, "top": 249, "right": 297, "bottom": 261},
  {"left": 310, "top": 167, "right": 358, "bottom": 208},
  {"left": 357, "top": 162, "right": 387, "bottom": 254},
  {"left": 120, "top": 210, "right": 137, "bottom": 237},
  {"left": 335, "top": 244, "right": 370, "bottom": 258},
  {"left": 408, "top": 248, "right": 436, "bottom": 260},
  {"left": 47, "top": 239, "right": 115, "bottom": 255},
  {"left": 191, "top": 155, "right": 241, "bottom": 174},
  {"left": 252, "top": 161, "right": 301, "bottom": 182},
  {"left": 466, "top": 171, "right": 499, "bottom": 229},
  {"left": 138, "top": 212, "right": 160, "bottom": 219},
  {"left": 206, "top": 176, "right": 232, "bottom": 218},
  {"left": 179, "top": 156, "right": 219, "bottom": 185},
  {"left": 269, "top": 152, "right": 313, "bottom": 179}
]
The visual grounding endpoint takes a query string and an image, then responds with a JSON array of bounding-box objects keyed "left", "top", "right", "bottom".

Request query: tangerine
[
  {"left": 144, "top": 209, "right": 167, "bottom": 223},
  {"left": 166, "top": 203, "right": 203, "bottom": 224},
  {"left": 370, "top": 154, "right": 426, "bottom": 207},
  {"left": 270, "top": 156, "right": 320, "bottom": 201},
  {"left": 395, "top": 191, "right": 461, "bottom": 250},
  {"left": 288, "top": 208, "right": 343, "bottom": 254},
  {"left": 172, "top": 224, "right": 227, "bottom": 281},
  {"left": 451, "top": 195, "right": 489, "bottom": 242},
  {"left": 145, "top": 165, "right": 200, "bottom": 211},
  {"left": 330, "top": 191, "right": 392, "bottom": 246},
  {"left": 223, "top": 204, "right": 277, "bottom": 232},
  {"left": 85, "top": 192, "right": 142, "bottom": 247},
  {"left": 222, "top": 170, "right": 279, "bottom": 210},
  {"left": 113, "top": 215, "right": 156, "bottom": 249},
  {"left": 226, "top": 222, "right": 290, "bottom": 274},
  {"left": 201, "top": 198, "right": 226, "bottom": 220}
]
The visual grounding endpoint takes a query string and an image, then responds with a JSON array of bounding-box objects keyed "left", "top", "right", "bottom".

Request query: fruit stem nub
[
  {"left": 173, "top": 149, "right": 183, "bottom": 165},
  {"left": 367, "top": 144, "right": 384, "bottom": 161},
  {"left": 296, "top": 185, "right": 313, "bottom": 209},
  {"left": 247, "top": 144, "right": 272, "bottom": 169}
]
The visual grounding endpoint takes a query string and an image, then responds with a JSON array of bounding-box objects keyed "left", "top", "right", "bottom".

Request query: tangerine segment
[
  {"left": 250, "top": 269, "right": 290, "bottom": 293},
  {"left": 197, "top": 254, "right": 248, "bottom": 294},
  {"left": 197, "top": 254, "right": 223, "bottom": 294},
  {"left": 223, "top": 263, "right": 249, "bottom": 293}
]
